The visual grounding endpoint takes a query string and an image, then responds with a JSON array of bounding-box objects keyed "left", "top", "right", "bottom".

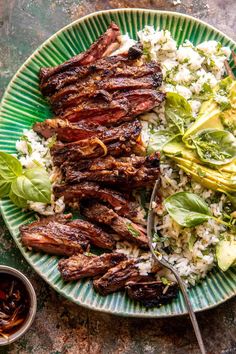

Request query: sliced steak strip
[
  {"left": 114, "top": 89, "right": 165, "bottom": 117},
  {"left": 93, "top": 259, "right": 141, "bottom": 295},
  {"left": 67, "top": 219, "right": 115, "bottom": 250},
  {"left": 41, "top": 54, "right": 161, "bottom": 98},
  {"left": 126, "top": 281, "right": 178, "bottom": 307},
  {"left": 61, "top": 97, "right": 129, "bottom": 123},
  {"left": 40, "top": 55, "right": 131, "bottom": 96},
  {"left": 49, "top": 60, "right": 161, "bottom": 105},
  {"left": 50, "top": 137, "right": 131, "bottom": 166},
  {"left": 33, "top": 118, "right": 105, "bottom": 142},
  {"left": 34, "top": 119, "right": 141, "bottom": 143},
  {"left": 58, "top": 253, "right": 127, "bottom": 281},
  {"left": 64, "top": 152, "right": 160, "bottom": 188},
  {"left": 58, "top": 89, "right": 164, "bottom": 125},
  {"left": 82, "top": 203, "right": 148, "bottom": 248},
  {"left": 20, "top": 215, "right": 89, "bottom": 256},
  {"left": 50, "top": 120, "right": 141, "bottom": 165},
  {"left": 40, "top": 22, "right": 121, "bottom": 86},
  {"left": 53, "top": 182, "right": 130, "bottom": 214},
  {"left": 52, "top": 76, "right": 159, "bottom": 115}
]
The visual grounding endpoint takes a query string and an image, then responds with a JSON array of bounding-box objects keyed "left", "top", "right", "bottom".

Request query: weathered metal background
[{"left": 0, "top": 1, "right": 236, "bottom": 353}]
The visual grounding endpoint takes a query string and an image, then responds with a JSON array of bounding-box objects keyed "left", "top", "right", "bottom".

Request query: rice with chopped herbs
[{"left": 136, "top": 26, "right": 231, "bottom": 284}]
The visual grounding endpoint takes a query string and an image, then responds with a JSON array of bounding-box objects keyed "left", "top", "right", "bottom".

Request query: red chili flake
[{"left": 0, "top": 290, "right": 6, "bottom": 300}]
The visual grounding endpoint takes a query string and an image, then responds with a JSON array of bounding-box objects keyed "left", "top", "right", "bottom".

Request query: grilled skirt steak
[
  {"left": 20, "top": 216, "right": 90, "bottom": 256},
  {"left": 54, "top": 182, "right": 130, "bottom": 214},
  {"left": 33, "top": 118, "right": 104, "bottom": 142},
  {"left": 56, "top": 89, "right": 164, "bottom": 124},
  {"left": 58, "top": 253, "right": 127, "bottom": 281},
  {"left": 66, "top": 219, "right": 115, "bottom": 250},
  {"left": 126, "top": 281, "right": 178, "bottom": 307},
  {"left": 93, "top": 259, "right": 141, "bottom": 295},
  {"left": 51, "top": 75, "right": 161, "bottom": 116},
  {"left": 64, "top": 152, "right": 160, "bottom": 188},
  {"left": 50, "top": 120, "right": 142, "bottom": 165},
  {"left": 26, "top": 22, "right": 172, "bottom": 306},
  {"left": 39, "top": 22, "right": 121, "bottom": 90},
  {"left": 34, "top": 119, "right": 141, "bottom": 144},
  {"left": 82, "top": 203, "right": 149, "bottom": 248},
  {"left": 45, "top": 57, "right": 162, "bottom": 104},
  {"left": 39, "top": 23, "right": 164, "bottom": 125}
]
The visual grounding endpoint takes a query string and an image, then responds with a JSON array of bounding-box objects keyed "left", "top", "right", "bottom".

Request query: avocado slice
[
  {"left": 163, "top": 136, "right": 236, "bottom": 193},
  {"left": 183, "top": 77, "right": 236, "bottom": 145},
  {"left": 220, "top": 159, "right": 236, "bottom": 173},
  {"left": 216, "top": 238, "right": 236, "bottom": 271},
  {"left": 183, "top": 105, "right": 223, "bottom": 146},
  {"left": 163, "top": 136, "right": 200, "bottom": 163},
  {"left": 176, "top": 161, "right": 236, "bottom": 193}
]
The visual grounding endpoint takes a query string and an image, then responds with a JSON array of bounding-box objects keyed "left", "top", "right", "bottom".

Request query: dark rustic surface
[{"left": 0, "top": 1, "right": 236, "bottom": 353}]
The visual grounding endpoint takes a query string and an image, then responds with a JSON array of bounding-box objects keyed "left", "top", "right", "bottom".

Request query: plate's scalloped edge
[{"left": 0, "top": 8, "right": 236, "bottom": 317}]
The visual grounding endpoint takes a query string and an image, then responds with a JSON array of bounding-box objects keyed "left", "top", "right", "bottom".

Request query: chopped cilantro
[{"left": 126, "top": 222, "right": 140, "bottom": 238}]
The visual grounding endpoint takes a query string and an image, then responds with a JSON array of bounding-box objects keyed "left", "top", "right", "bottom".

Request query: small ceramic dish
[{"left": 0, "top": 265, "right": 37, "bottom": 346}]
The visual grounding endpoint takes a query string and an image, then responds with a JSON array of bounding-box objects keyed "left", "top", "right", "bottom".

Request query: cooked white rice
[
  {"left": 16, "top": 129, "right": 65, "bottom": 215},
  {"left": 116, "top": 26, "right": 231, "bottom": 284}
]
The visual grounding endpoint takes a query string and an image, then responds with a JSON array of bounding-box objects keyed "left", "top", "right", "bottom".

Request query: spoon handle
[
  {"left": 147, "top": 179, "right": 206, "bottom": 354},
  {"left": 171, "top": 267, "right": 206, "bottom": 354}
]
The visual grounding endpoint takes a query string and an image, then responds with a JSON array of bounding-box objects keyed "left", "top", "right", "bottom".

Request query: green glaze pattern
[{"left": 0, "top": 9, "right": 236, "bottom": 317}]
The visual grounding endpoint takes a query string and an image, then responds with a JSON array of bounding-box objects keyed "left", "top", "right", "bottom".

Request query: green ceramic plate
[{"left": 0, "top": 9, "right": 236, "bottom": 317}]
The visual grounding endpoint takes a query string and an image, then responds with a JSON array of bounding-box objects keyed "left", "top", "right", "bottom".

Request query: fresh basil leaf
[
  {"left": 0, "top": 179, "right": 11, "bottom": 198},
  {"left": 192, "top": 129, "right": 236, "bottom": 166},
  {"left": 0, "top": 152, "right": 22, "bottom": 181},
  {"left": 165, "top": 92, "right": 193, "bottom": 135},
  {"left": 147, "top": 130, "right": 176, "bottom": 154},
  {"left": 11, "top": 168, "right": 51, "bottom": 203},
  {"left": 9, "top": 190, "right": 28, "bottom": 208},
  {"left": 164, "top": 192, "right": 212, "bottom": 227}
]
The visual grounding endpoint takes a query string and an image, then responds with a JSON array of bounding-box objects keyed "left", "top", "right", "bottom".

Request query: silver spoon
[{"left": 147, "top": 179, "right": 206, "bottom": 354}]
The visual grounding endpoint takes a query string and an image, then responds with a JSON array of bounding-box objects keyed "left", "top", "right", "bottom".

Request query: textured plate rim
[{"left": 0, "top": 8, "right": 236, "bottom": 317}]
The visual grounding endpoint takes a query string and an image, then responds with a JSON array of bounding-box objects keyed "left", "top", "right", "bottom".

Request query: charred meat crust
[
  {"left": 58, "top": 253, "right": 127, "bottom": 281},
  {"left": 93, "top": 259, "right": 141, "bottom": 295},
  {"left": 51, "top": 75, "right": 163, "bottom": 116},
  {"left": 33, "top": 118, "right": 141, "bottom": 143},
  {"left": 64, "top": 152, "right": 160, "bottom": 188},
  {"left": 50, "top": 120, "right": 142, "bottom": 165},
  {"left": 41, "top": 55, "right": 162, "bottom": 99},
  {"left": 39, "top": 22, "right": 121, "bottom": 87},
  {"left": 125, "top": 281, "right": 179, "bottom": 307},
  {"left": 53, "top": 182, "right": 130, "bottom": 215},
  {"left": 55, "top": 89, "right": 164, "bottom": 125},
  {"left": 33, "top": 119, "right": 105, "bottom": 142},
  {"left": 20, "top": 217, "right": 90, "bottom": 256},
  {"left": 20, "top": 213, "right": 116, "bottom": 254},
  {"left": 82, "top": 203, "right": 149, "bottom": 248},
  {"left": 67, "top": 219, "right": 115, "bottom": 250},
  {"left": 49, "top": 60, "right": 160, "bottom": 103}
]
